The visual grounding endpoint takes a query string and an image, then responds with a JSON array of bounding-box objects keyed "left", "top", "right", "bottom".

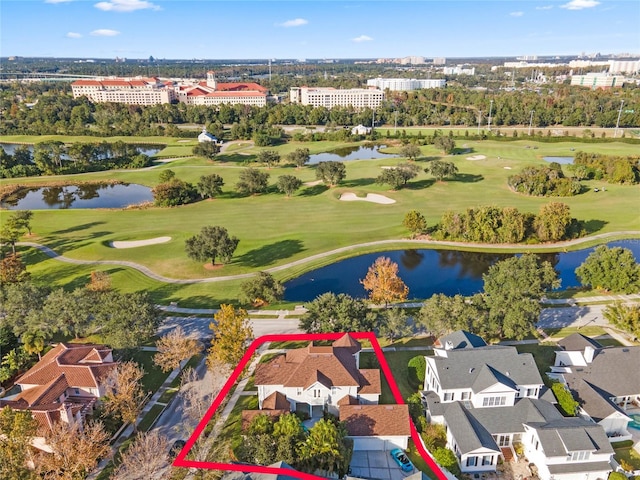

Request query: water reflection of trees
[
  {"left": 437, "top": 250, "right": 511, "bottom": 279},
  {"left": 400, "top": 250, "right": 424, "bottom": 270},
  {"left": 41, "top": 186, "right": 76, "bottom": 209}
]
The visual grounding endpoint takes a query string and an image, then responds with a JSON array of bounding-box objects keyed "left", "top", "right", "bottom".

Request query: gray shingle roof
[
  {"left": 437, "top": 330, "right": 487, "bottom": 350},
  {"left": 463, "top": 398, "right": 563, "bottom": 435},
  {"left": 547, "top": 461, "right": 612, "bottom": 475},
  {"left": 568, "top": 379, "right": 629, "bottom": 422},
  {"left": 443, "top": 402, "right": 500, "bottom": 454},
  {"left": 527, "top": 418, "right": 613, "bottom": 457},
  {"left": 431, "top": 346, "right": 543, "bottom": 391},
  {"left": 557, "top": 333, "right": 603, "bottom": 352}
]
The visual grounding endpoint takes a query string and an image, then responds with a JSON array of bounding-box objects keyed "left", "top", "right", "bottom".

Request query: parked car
[
  {"left": 390, "top": 448, "right": 414, "bottom": 472},
  {"left": 169, "top": 439, "right": 186, "bottom": 458}
]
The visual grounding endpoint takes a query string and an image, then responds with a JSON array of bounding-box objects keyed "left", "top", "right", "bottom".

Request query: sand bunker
[
  {"left": 304, "top": 180, "right": 323, "bottom": 186},
  {"left": 466, "top": 155, "right": 487, "bottom": 161},
  {"left": 111, "top": 236, "right": 171, "bottom": 249},
  {"left": 340, "top": 193, "right": 396, "bottom": 204}
]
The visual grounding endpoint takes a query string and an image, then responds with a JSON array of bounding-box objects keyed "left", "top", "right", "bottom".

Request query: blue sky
[{"left": 1, "top": 0, "right": 638, "bottom": 59}]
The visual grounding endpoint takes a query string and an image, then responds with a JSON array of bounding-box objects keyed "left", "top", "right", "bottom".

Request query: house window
[
  {"left": 74, "top": 389, "right": 80, "bottom": 395},
  {"left": 461, "top": 392, "right": 470, "bottom": 400},
  {"left": 482, "top": 396, "right": 506, "bottom": 407},
  {"left": 526, "top": 388, "right": 538, "bottom": 397},
  {"left": 444, "top": 392, "right": 454, "bottom": 401},
  {"left": 482, "top": 456, "right": 493, "bottom": 466},
  {"left": 535, "top": 440, "right": 539, "bottom": 450},
  {"left": 313, "top": 389, "right": 321, "bottom": 398},
  {"left": 296, "top": 388, "right": 302, "bottom": 395},
  {"left": 466, "top": 456, "right": 477, "bottom": 467},
  {"left": 569, "top": 451, "right": 590, "bottom": 461},
  {"left": 494, "top": 434, "right": 510, "bottom": 447}
]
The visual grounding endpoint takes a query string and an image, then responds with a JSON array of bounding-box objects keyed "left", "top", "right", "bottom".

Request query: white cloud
[
  {"left": 536, "top": 5, "right": 554, "bottom": 10},
  {"left": 94, "top": 0, "right": 160, "bottom": 12},
  {"left": 90, "top": 29, "right": 121, "bottom": 36},
  {"left": 352, "top": 35, "right": 373, "bottom": 43},
  {"left": 66, "top": 32, "right": 82, "bottom": 38},
  {"left": 560, "top": 0, "right": 600, "bottom": 10},
  {"left": 510, "top": 11, "right": 524, "bottom": 17},
  {"left": 277, "top": 18, "right": 308, "bottom": 27}
]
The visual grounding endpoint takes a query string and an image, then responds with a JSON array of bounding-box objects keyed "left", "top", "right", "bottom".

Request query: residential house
[
  {"left": 251, "top": 334, "right": 411, "bottom": 451},
  {"left": 551, "top": 333, "right": 640, "bottom": 441},
  {"left": 0, "top": 343, "right": 117, "bottom": 451},
  {"left": 423, "top": 331, "right": 615, "bottom": 479}
]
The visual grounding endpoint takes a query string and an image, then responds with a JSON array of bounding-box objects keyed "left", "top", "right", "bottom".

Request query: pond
[
  {"left": 1, "top": 183, "right": 153, "bottom": 210},
  {"left": 0, "top": 143, "right": 162, "bottom": 158},
  {"left": 283, "top": 240, "right": 640, "bottom": 302},
  {"left": 543, "top": 156, "right": 574, "bottom": 164},
  {"left": 308, "top": 145, "right": 397, "bottom": 164}
]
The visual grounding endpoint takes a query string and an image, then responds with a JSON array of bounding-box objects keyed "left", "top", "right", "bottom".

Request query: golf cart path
[{"left": 18, "top": 230, "right": 640, "bottom": 285}]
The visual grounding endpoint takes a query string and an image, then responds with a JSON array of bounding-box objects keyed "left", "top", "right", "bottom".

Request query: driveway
[{"left": 350, "top": 451, "right": 414, "bottom": 480}]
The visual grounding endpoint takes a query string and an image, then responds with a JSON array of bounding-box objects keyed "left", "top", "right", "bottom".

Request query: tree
[
  {"left": 316, "top": 161, "right": 346, "bottom": 187},
  {"left": 37, "top": 420, "right": 111, "bottom": 480},
  {"left": 407, "top": 355, "right": 426, "bottom": 388},
  {"left": 196, "top": 173, "right": 225, "bottom": 199},
  {"left": 43, "top": 288, "right": 93, "bottom": 339},
  {"left": 158, "top": 169, "right": 176, "bottom": 183},
  {"left": 102, "top": 361, "right": 146, "bottom": 430},
  {"left": 236, "top": 167, "right": 270, "bottom": 195},
  {"left": 7, "top": 210, "right": 33, "bottom": 236},
  {"left": 403, "top": 210, "right": 427, "bottom": 238},
  {"left": 432, "top": 447, "right": 460, "bottom": 476},
  {"left": 378, "top": 307, "right": 413, "bottom": 341},
  {"left": 152, "top": 178, "right": 198, "bottom": 207},
  {"left": 256, "top": 150, "right": 281, "bottom": 168},
  {"left": 300, "top": 293, "right": 378, "bottom": 333},
  {"left": 0, "top": 254, "right": 30, "bottom": 284},
  {"left": 86, "top": 271, "right": 111, "bottom": 292},
  {"left": 94, "top": 291, "right": 161, "bottom": 349},
  {"left": 240, "top": 272, "right": 285, "bottom": 306},
  {"left": 286, "top": 147, "right": 310, "bottom": 168},
  {"left": 185, "top": 225, "right": 239, "bottom": 266},
  {"left": 433, "top": 136, "right": 456, "bottom": 154},
  {"left": 360, "top": 256, "right": 409, "bottom": 307},
  {"left": 276, "top": 175, "right": 303, "bottom": 197},
  {"left": 427, "top": 160, "right": 458, "bottom": 181},
  {"left": 298, "top": 418, "right": 351, "bottom": 477},
  {"left": 21, "top": 329, "right": 46, "bottom": 360},
  {"left": 208, "top": 304, "right": 254, "bottom": 369},
  {"left": 575, "top": 245, "right": 640, "bottom": 293},
  {"left": 376, "top": 162, "right": 420, "bottom": 190},
  {"left": 0, "top": 406, "right": 38, "bottom": 480},
  {"left": 193, "top": 141, "right": 220, "bottom": 160},
  {"left": 399, "top": 144, "right": 422, "bottom": 161},
  {"left": 483, "top": 254, "right": 559, "bottom": 340},
  {"left": 550, "top": 381, "right": 579, "bottom": 416},
  {"left": 534, "top": 202, "right": 573, "bottom": 242},
  {"left": 154, "top": 326, "right": 202, "bottom": 373},
  {"left": 0, "top": 224, "right": 21, "bottom": 255},
  {"left": 603, "top": 302, "right": 640, "bottom": 338},
  {"left": 110, "top": 430, "right": 169, "bottom": 480}
]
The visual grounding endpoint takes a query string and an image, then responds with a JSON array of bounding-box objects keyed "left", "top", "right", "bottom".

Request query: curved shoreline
[{"left": 18, "top": 231, "right": 640, "bottom": 285}]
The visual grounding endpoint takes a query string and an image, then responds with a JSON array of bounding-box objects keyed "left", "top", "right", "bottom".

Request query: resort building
[
  {"left": 366, "top": 78, "right": 446, "bottom": 91},
  {"left": 289, "top": 86, "right": 384, "bottom": 110},
  {"left": 443, "top": 65, "right": 476, "bottom": 76},
  {"left": 570, "top": 73, "right": 625, "bottom": 89},
  {"left": 71, "top": 77, "right": 177, "bottom": 105},
  {"left": 176, "top": 71, "right": 268, "bottom": 107}
]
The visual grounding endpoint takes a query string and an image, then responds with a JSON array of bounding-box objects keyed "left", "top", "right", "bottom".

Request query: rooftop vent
[{"left": 469, "top": 368, "right": 475, "bottom": 373}]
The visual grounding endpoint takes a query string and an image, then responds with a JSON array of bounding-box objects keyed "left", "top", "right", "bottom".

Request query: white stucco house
[
  {"left": 198, "top": 127, "right": 218, "bottom": 143},
  {"left": 250, "top": 334, "right": 411, "bottom": 451},
  {"left": 422, "top": 331, "right": 615, "bottom": 479}
]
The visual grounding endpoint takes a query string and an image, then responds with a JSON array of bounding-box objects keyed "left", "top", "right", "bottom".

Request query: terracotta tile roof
[
  {"left": 262, "top": 391, "right": 290, "bottom": 410},
  {"left": 72, "top": 80, "right": 102, "bottom": 87},
  {"left": 17, "top": 374, "right": 69, "bottom": 407},
  {"left": 332, "top": 334, "right": 361, "bottom": 353},
  {"left": 254, "top": 341, "right": 362, "bottom": 389},
  {"left": 241, "top": 409, "right": 287, "bottom": 431},
  {"left": 203, "top": 91, "right": 266, "bottom": 98},
  {"left": 17, "top": 343, "right": 116, "bottom": 390},
  {"left": 337, "top": 395, "right": 360, "bottom": 406},
  {"left": 216, "top": 82, "right": 268, "bottom": 93},
  {"left": 357, "top": 369, "right": 381, "bottom": 395},
  {"left": 340, "top": 404, "right": 411, "bottom": 437},
  {"left": 186, "top": 88, "right": 209, "bottom": 97}
]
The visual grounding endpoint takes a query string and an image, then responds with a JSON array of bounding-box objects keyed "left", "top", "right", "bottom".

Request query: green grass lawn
[
  {"left": 545, "top": 326, "right": 609, "bottom": 339},
  {"left": 361, "top": 349, "right": 432, "bottom": 402},
  {"left": 614, "top": 444, "right": 640, "bottom": 471},
  {"left": 515, "top": 343, "right": 558, "bottom": 381},
  {"left": 137, "top": 403, "right": 165, "bottom": 432},
  {"left": 2, "top": 136, "right": 640, "bottom": 307},
  {"left": 122, "top": 350, "right": 171, "bottom": 394}
]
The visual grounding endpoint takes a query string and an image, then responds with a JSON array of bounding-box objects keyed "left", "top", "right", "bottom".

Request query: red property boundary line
[{"left": 173, "top": 332, "right": 448, "bottom": 480}]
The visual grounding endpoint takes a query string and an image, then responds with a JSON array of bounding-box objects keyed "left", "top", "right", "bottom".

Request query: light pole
[
  {"left": 528, "top": 109, "right": 535, "bottom": 136},
  {"left": 488, "top": 100, "right": 493, "bottom": 132},
  {"left": 477, "top": 111, "right": 482, "bottom": 134},
  {"left": 614, "top": 100, "right": 624, "bottom": 138}
]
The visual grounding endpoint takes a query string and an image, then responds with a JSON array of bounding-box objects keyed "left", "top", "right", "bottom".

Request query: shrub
[
  {"left": 432, "top": 447, "right": 461, "bottom": 476},
  {"left": 407, "top": 356, "right": 426, "bottom": 388},
  {"left": 608, "top": 472, "right": 627, "bottom": 480},
  {"left": 551, "top": 381, "right": 579, "bottom": 416}
]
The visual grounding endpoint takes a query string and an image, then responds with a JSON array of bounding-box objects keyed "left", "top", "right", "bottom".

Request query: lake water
[
  {"left": 0, "top": 143, "right": 162, "bottom": 158},
  {"left": 1, "top": 183, "right": 153, "bottom": 210},
  {"left": 543, "top": 156, "right": 574, "bottom": 164},
  {"left": 283, "top": 240, "right": 640, "bottom": 302},
  {"left": 308, "top": 145, "right": 397, "bottom": 164}
]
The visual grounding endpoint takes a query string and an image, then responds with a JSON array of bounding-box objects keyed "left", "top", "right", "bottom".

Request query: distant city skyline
[{"left": 1, "top": 0, "right": 639, "bottom": 60}]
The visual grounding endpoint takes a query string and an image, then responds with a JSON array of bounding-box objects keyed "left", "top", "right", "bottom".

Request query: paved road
[
  {"left": 159, "top": 316, "right": 302, "bottom": 341},
  {"left": 18, "top": 230, "right": 640, "bottom": 284},
  {"left": 537, "top": 304, "right": 610, "bottom": 330}
]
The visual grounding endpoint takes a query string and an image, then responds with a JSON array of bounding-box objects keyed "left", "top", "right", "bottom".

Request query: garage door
[{"left": 353, "top": 437, "right": 385, "bottom": 451}]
